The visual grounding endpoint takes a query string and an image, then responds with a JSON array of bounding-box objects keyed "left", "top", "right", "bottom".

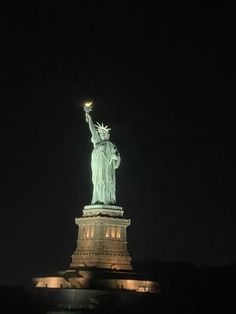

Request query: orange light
[
  {"left": 111, "top": 228, "right": 115, "bottom": 238},
  {"left": 116, "top": 228, "right": 121, "bottom": 238}
]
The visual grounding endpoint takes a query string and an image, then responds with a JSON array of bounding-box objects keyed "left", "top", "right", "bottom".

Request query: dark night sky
[{"left": 0, "top": 2, "right": 236, "bottom": 285}]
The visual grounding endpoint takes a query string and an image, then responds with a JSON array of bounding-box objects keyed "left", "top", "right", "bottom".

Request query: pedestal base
[{"left": 70, "top": 205, "right": 132, "bottom": 271}]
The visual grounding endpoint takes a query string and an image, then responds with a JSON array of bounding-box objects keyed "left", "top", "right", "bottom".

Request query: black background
[{"left": 0, "top": 1, "right": 236, "bottom": 287}]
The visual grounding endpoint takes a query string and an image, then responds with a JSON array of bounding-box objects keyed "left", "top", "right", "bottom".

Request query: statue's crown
[{"left": 95, "top": 122, "right": 111, "bottom": 134}]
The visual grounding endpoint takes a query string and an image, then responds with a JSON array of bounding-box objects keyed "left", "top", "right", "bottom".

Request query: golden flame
[{"left": 84, "top": 101, "right": 93, "bottom": 108}]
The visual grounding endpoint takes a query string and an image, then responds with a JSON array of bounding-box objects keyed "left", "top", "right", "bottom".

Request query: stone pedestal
[{"left": 70, "top": 205, "right": 132, "bottom": 270}]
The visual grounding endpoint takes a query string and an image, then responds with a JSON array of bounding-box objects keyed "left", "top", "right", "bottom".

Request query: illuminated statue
[{"left": 84, "top": 104, "right": 121, "bottom": 205}]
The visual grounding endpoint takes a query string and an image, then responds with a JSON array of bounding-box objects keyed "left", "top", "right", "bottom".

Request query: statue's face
[{"left": 99, "top": 131, "right": 109, "bottom": 140}]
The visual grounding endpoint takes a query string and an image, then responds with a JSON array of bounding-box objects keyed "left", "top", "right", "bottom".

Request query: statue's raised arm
[{"left": 85, "top": 112, "right": 100, "bottom": 145}]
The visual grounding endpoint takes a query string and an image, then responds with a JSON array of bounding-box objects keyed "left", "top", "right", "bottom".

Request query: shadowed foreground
[{"left": 1, "top": 262, "right": 235, "bottom": 314}]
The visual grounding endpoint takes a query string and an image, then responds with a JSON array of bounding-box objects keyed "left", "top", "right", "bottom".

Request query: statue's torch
[{"left": 83, "top": 101, "right": 93, "bottom": 122}]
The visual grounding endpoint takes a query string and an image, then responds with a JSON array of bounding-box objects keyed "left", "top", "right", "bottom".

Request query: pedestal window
[
  {"left": 105, "top": 227, "right": 121, "bottom": 239},
  {"left": 83, "top": 226, "right": 94, "bottom": 238}
]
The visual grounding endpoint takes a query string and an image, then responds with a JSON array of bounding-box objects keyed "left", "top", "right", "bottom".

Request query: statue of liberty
[{"left": 84, "top": 105, "right": 121, "bottom": 205}]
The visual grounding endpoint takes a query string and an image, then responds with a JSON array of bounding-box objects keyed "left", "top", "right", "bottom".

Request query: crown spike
[{"left": 95, "top": 121, "right": 111, "bottom": 133}]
